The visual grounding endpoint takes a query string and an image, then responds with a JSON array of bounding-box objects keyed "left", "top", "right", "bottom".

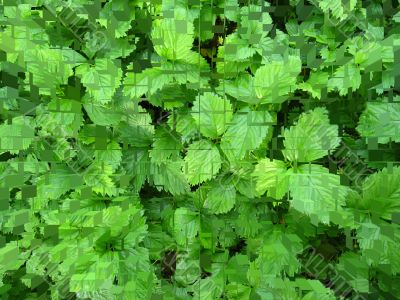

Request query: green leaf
[
  {"left": 238, "top": 4, "right": 272, "bottom": 42},
  {"left": 2, "top": 2, "right": 400, "bottom": 298},
  {"left": 203, "top": 180, "right": 236, "bottom": 214},
  {"left": 253, "top": 159, "right": 289, "bottom": 198},
  {"left": 221, "top": 74, "right": 257, "bottom": 103},
  {"left": 94, "top": 141, "right": 122, "bottom": 172},
  {"left": 23, "top": 47, "right": 86, "bottom": 94},
  {"left": 0, "top": 119, "right": 34, "bottom": 155},
  {"left": 174, "top": 252, "right": 201, "bottom": 286},
  {"left": 161, "top": 57, "right": 209, "bottom": 87},
  {"left": 318, "top": 0, "right": 358, "bottom": 21},
  {"left": 173, "top": 207, "right": 200, "bottom": 246},
  {"left": 297, "top": 71, "right": 329, "bottom": 99},
  {"left": 335, "top": 252, "right": 370, "bottom": 293},
  {"left": 151, "top": 159, "right": 190, "bottom": 196},
  {"left": 225, "top": 283, "right": 252, "bottom": 300},
  {"left": 0, "top": 241, "right": 27, "bottom": 277},
  {"left": 327, "top": 63, "right": 361, "bottom": 96},
  {"left": 116, "top": 106, "right": 155, "bottom": 147},
  {"left": 121, "top": 148, "right": 150, "bottom": 193},
  {"left": 221, "top": 33, "right": 257, "bottom": 61},
  {"left": 184, "top": 140, "right": 222, "bottom": 185},
  {"left": 124, "top": 56, "right": 209, "bottom": 100},
  {"left": 98, "top": 0, "right": 136, "bottom": 38},
  {"left": 143, "top": 224, "right": 175, "bottom": 260},
  {"left": 151, "top": 7, "right": 195, "bottom": 61},
  {"left": 36, "top": 99, "right": 83, "bottom": 137},
  {"left": 0, "top": 242, "right": 19, "bottom": 267},
  {"left": 298, "top": 279, "right": 336, "bottom": 300},
  {"left": 191, "top": 92, "right": 233, "bottom": 139},
  {"left": 8, "top": 154, "right": 49, "bottom": 175},
  {"left": 357, "top": 166, "right": 400, "bottom": 220},
  {"left": 193, "top": 6, "right": 217, "bottom": 41},
  {"left": 356, "top": 100, "right": 400, "bottom": 144},
  {"left": 76, "top": 58, "right": 123, "bottom": 105},
  {"left": 253, "top": 55, "right": 301, "bottom": 104},
  {"left": 282, "top": 107, "right": 341, "bottom": 162},
  {"left": 232, "top": 161, "right": 259, "bottom": 199},
  {"left": 123, "top": 67, "right": 170, "bottom": 99},
  {"left": 83, "top": 162, "right": 118, "bottom": 196},
  {"left": 394, "top": 11, "right": 400, "bottom": 23},
  {"left": 216, "top": 45, "right": 253, "bottom": 78},
  {"left": 254, "top": 230, "right": 303, "bottom": 279},
  {"left": 149, "top": 126, "right": 182, "bottom": 163},
  {"left": 121, "top": 270, "right": 155, "bottom": 300},
  {"left": 167, "top": 108, "right": 199, "bottom": 143},
  {"left": 356, "top": 220, "right": 400, "bottom": 275},
  {"left": 235, "top": 200, "right": 263, "bottom": 238},
  {"left": 36, "top": 166, "right": 83, "bottom": 200},
  {"left": 192, "top": 265, "right": 225, "bottom": 299},
  {"left": 149, "top": 84, "right": 195, "bottom": 110},
  {"left": 83, "top": 101, "right": 123, "bottom": 126},
  {"left": 226, "top": 254, "right": 250, "bottom": 284},
  {"left": 288, "top": 164, "right": 348, "bottom": 224},
  {"left": 223, "top": 0, "right": 240, "bottom": 22},
  {"left": 220, "top": 108, "right": 274, "bottom": 162}
]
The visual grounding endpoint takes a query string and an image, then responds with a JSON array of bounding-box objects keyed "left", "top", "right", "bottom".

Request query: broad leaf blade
[
  {"left": 288, "top": 164, "right": 348, "bottom": 224},
  {"left": 191, "top": 92, "right": 233, "bottom": 139},
  {"left": 282, "top": 107, "right": 341, "bottom": 162},
  {"left": 220, "top": 108, "right": 274, "bottom": 162},
  {"left": 184, "top": 140, "right": 222, "bottom": 185}
]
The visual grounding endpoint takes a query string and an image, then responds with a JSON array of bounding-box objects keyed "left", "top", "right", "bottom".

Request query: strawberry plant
[{"left": 0, "top": 0, "right": 400, "bottom": 299}]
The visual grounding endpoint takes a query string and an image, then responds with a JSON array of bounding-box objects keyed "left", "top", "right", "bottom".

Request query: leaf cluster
[{"left": 0, "top": 0, "right": 400, "bottom": 299}]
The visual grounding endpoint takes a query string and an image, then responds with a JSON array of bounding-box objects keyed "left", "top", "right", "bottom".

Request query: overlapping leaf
[
  {"left": 184, "top": 139, "right": 222, "bottom": 185},
  {"left": 282, "top": 107, "right": 341, "bottom": 162}
]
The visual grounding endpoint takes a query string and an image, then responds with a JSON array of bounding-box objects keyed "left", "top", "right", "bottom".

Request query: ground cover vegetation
[{"left": 0, "top": 0, "right": 400, "bottom": 299}]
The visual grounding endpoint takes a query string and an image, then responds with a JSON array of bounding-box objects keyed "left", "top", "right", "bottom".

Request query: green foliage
[
  {"left": 254, "top": 55, "right": 302, "bottom": 104},
  {"left": 1, "top": 0, "right": 400, "bottom": 299},
  {"left": 356, "top": 98, "right": 400, "bottom": 144},
  {"left": 220, "top": 108, "right": 274, "bottom": 162},
  {"left": 288, "top": 164, "right": 348, "bottom": 224},
  {"left": 191, "top": 92, "right": 233, "bottom": 139},
  {"left": 184, "top": 139, "right": 222, "bottom": 185},
  {"left": 282, "top": 107, "right": 341, "bottom": 163},
  {"left": 151, "top": 7, "right": 195, "bottom": 61},
  {"left": 76, "top": 58, "right": 123, "bottom": 105}
]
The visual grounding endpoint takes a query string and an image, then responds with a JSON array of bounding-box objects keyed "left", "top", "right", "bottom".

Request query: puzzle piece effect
[{"left": 0, "top": 0, "right": 399, "bottom": 299}]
